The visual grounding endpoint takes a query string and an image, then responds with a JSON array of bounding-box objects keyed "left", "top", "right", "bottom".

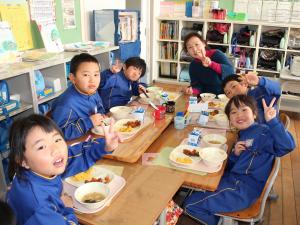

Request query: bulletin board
[{"left": 0, "top": 0, "right": 82, "bottom": 50}]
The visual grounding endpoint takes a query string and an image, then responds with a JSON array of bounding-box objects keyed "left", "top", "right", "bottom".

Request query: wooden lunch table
[{"left": 71, "top": 82, "right": 237, "bottom": 225}]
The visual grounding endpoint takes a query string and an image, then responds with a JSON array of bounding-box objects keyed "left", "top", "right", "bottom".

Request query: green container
[{"left": 227, "top": 12, "right": 248, "bottom": 21}]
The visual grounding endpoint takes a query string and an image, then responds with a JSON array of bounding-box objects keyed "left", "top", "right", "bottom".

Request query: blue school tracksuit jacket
[
  {"left": 51, "top": 85, "right": 105, "bottom": 141},
  {"left": 248, "top": 77, "right": 281, "bottom": 123},
  {"left": 98, "top": 69, "right": 146, "bottom": 112},
  {"left": 189, "top": 49, "right": 234, "bottom": 95},
  {"left": 7, "top": 139, "right": 108, "bottom": 225},
  {"left": 183, "top": 118, "right": 295, "bottom": 225}
]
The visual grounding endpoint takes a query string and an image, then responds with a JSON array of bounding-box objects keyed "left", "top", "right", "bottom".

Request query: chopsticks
[{"left": 141, "top": 89, "right": 150, "bottom": 98}]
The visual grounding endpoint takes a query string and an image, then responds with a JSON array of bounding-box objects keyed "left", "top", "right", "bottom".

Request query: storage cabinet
[
  {"left": 150, "top": 1, "right": 300, "bottom": 112},
  {"left": 0, "top": 46, "right": 118, "bottom": 193}
]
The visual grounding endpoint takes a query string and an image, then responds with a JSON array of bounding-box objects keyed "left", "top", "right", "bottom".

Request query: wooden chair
[
  {"left": 280, "top": 112, "right": 290, "bottom": 130},
  {"left": 216, "top": 158, "right": 281, "bottom": 225}
]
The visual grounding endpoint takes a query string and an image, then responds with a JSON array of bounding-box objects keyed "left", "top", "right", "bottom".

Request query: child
[
  {"left": 222, "top": 72, "right": 281, "bottom": 123},
  {"left": 183, "top": 95, "right": 295, "bottom": 225},
  {"left": 183, "top": 32, "right": 234, "bottom": 95},
  {"left": 98, "top": 57, "right": 147, "bottom": 112},
  {"left": 51, "top": 53, "right": 106, "bottom": 141},
  {"left": 0, "top": 200, "right": 16, "bottom": 225},
  {"left": 7, "top": 114, "right": 120, "bottom": 225}
]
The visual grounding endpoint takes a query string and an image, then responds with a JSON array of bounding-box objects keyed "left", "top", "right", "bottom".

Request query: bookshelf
[{"left": 150, "top": 0, "right": 300, "bottom": 112}]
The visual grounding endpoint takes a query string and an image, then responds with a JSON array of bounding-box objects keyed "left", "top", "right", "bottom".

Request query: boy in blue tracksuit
[
  {"left": 98, "top": 57, "right": 147, "bottom": 112},
  {"left": 7, "top": 114, "right": 120, "bottom": 225},
  {"left": 222, "top": 73, "right": 281, "bottom": 123},
  {"left": 51, "top": 53, "right": 106, "bottom": 141},
  {"left": 183, "top": 95, "right": 295, "bottom": 225}
]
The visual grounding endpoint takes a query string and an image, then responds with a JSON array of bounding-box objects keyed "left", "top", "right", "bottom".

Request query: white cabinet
[
  {"left": 0, "top": 46, "right": 118, "bottom": 120},
  {"left": 151, "top": 17, "right": 300, "bottom": 81},
  {"left": 150, "top": 1, "right": 300, "bottom": 112},
  {"left": 0, "top": 46, "right": 118, "bottom": 191}
]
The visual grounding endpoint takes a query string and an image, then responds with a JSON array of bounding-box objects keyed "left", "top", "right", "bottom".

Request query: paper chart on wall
[
  {"left": 0, "top": 3, "right": 33, "bottom": 51},
  {"left": 62, "top": 0, "right": 76, "bottom": 29},
  {"left": 28, "top": 0, "right": 56, "bottom": 21}
]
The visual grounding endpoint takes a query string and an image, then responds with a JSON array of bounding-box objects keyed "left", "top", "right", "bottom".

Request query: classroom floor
[{"left": 176, "top": 111, "right": 300, "bottom": 225}]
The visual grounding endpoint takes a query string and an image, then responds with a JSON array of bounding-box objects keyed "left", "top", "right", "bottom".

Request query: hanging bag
[{"left": 0, "top": 108, "right": 13, "bottom": 153}]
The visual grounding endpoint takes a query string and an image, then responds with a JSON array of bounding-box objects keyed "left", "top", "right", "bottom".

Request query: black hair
[
  {"left": 183, "top": 32, "right": 207, "bottom": 53},
  {"left": 224, "top": 95, "right": 258, "bottom": 122},
  {"left": 124, "top": 57, "right": 147, "bottom": 77},
  {"left": 70, "top": 53, "right": 99, "bottom": 75},
  {"left": 222, "top": 74, "right": 241, "bottom": 90},
  {"left": 0, "top": 200, "right": 16, "bottom": 225},
  {"left": 8, "top": 114, "right": 63, "bottom": 181}
]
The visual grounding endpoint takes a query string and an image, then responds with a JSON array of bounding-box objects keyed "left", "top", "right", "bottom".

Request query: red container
[
  {"left": 212, "top": 9, "right": 226, "bottom": 20},
  {"left": 153, "top": 106, "right": 166, "bottom": 120}
]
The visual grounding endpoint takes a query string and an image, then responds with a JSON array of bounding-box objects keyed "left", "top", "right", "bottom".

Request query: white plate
[
  {"left": 114, "top": 119, "right": 142, "bottom": 136},
  {"left": 169, "top": 145, "right": 202, "bottom": 166},
  {"left": 65, "top": 166, "right": 115, "bottom": 188}
]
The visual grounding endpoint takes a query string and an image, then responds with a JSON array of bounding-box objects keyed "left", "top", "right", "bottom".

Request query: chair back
[
  {"left": 218, "top": 157, "right": 281, "bottom": 223},
  {"left": 280, "top": 113, "right": 290, "bottom": 130}
]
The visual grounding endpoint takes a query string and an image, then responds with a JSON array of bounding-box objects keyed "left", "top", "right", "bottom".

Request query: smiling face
[
  {"left": 229, "top": 102, "right": 256, "bottom": 130},
  {"left": 70, "top": 62, "right": 100, "bottom": 95},
  {"left": 21, "top": 126, "right": 68, "bottom": 177},
  {"left": 186, "top": 36, "right": 206, "bottom": 60},
  {"left": 123, "top": 65, "right": 142, "bottom": 81},
  {"left": 224, "top": 80, "right": 248, "bottom": 99}
]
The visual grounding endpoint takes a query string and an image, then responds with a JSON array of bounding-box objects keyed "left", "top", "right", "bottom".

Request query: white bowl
[
  {"left": 74, "top": 182, "right": 110, "bottom": 209},
  {"left": 109, "top": 106, "right": 132, "bottom": 120},
  {"left": 214, "top": 113, "right": 229, "bottom": 127},
  {"left": 200, "top": 147, "right": 227, "bottom": 168},
  {"left": 200, "top": 93, "right": 216, "bottom": 102},
  {"left": 217, "top": 94, "right": 229, "bottom": 102},
  {"left": 146, "top": 86, "right": 163, "bottom": 94},
  {"left": 202, "top": 133, "right": 227, "bottom": 148}
]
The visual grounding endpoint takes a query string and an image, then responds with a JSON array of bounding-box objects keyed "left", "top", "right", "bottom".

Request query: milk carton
[
  {"left": 159, "top": 92, "right": 169, "bottom": 105},
  {"left": 189, "top": 96, "right": 198, "bottom": 105},
  {"left": 188, "top": 128, "right": 202, "bottom": 146},
  {"left": 132, "top": 107, "right": 145, "bottom": 123},
  {"left": 198, "top": 111, "right": 209, "bottom": 126}
]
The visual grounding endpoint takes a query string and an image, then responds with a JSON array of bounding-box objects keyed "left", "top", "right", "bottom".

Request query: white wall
[{"left": 80, "top": 0, "right": 126, "bottom": 41}]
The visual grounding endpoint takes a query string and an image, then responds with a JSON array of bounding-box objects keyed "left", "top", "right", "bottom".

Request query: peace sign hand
[
  {"left": 262, "top": 97, "right": 277, "bottom": 122},
  {"left": 238, "top": 72, "right": 259, "bottom": 86},
  {"left": 102, "top": 119, "right": 121, "bottom": 152}
]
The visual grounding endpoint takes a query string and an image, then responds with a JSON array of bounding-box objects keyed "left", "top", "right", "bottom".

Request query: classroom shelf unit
[
  {"left": 150, "top": 1, "right": 300, "bottom": 112},
  {"left": 0, "top": 46, "right": 118, "bottom": 194}
]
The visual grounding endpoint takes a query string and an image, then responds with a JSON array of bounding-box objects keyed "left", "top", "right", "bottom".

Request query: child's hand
[
  {"left": 138, "top": 85, "right": 147, "bottom": 94},
  {"left": 90, "top": 113, "right": 106, "bottom": 127},
  {"left": 102, "top": 119, "right": 121, "bottom": 152},
  {"left": 233, "top": 141, "right": 246, "bottom": 156},
  {"left": 61, "top": 193, "right": 74, "bottom": 208},
  {"left": 185, "top": 86, "right": 193, "bottom": 95},
  {"left": 202, "top": 57, "right": 211, "bottom": 67},
  {"left": 262, "top": 97, "right": 277, "bottom": 122},
  {"left": 239, "top": 72, "right": 259, "bottom": 86}
]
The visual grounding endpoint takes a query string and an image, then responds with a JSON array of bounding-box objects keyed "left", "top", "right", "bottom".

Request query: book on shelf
[
  {"left": 160, "top": 21, "right": 178, "bottom": 40},
  {"left": 37, "top": 19, "right": 64, "bottom": 53},
  {"left": 160, "top": 42, "right": 178, "bottom": 60},
  {"left": 63, "top": 41, "right": 112, "bottom": 52},
  {"left": 0, "top": 21, "right": 21, "bottom": 64},
  {"left": 22, "top": 51, "right": 57, "bottom": 62}
]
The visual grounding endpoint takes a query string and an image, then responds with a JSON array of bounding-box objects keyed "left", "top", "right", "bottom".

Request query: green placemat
[{"left": 152, "top": 147, "right": 207, "bottom": 176}]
